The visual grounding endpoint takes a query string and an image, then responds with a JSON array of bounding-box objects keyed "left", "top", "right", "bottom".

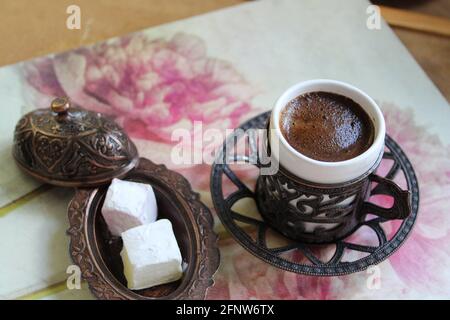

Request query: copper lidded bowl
[
  {"left": 13, "top": 97, "right": 139, "bottom": 187},
  {"left": 12, "top": 97, "right": 220, "bottom": 300}
]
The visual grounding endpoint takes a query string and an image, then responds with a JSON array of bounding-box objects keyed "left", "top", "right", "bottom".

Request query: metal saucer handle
[{"left": 361, "top": 174, "right": 411, "bottom": 220}]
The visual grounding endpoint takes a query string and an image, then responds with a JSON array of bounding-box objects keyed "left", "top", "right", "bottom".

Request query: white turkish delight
[
  {"left": 120, "top": 219, "right": 183, "bottom": 290},
  {"left": 101, "top": 178, "right": 157, "bottom": 236}
]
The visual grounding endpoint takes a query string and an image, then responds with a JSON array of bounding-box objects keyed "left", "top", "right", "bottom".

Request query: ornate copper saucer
[{"left": 210, "top": 111, "right": 419, "bottom": 276}]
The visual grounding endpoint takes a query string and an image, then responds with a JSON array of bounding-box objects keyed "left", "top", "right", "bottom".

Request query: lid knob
[{"left": 51, "top": 97, "right": 71, "bottom": 114}]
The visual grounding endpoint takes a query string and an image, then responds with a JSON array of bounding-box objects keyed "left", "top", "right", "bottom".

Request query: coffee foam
[{"left": 280, "top": 91, "right": 374, "bottom": 162}]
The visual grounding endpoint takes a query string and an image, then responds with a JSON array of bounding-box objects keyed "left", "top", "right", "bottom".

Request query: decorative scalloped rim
[{"left": 67, "top": 158, "right": 220, "bottom": 300}]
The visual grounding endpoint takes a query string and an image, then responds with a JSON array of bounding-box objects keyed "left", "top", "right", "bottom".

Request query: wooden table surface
[{"left": 0, "top": 0, "right": 448, "bottom": 100}]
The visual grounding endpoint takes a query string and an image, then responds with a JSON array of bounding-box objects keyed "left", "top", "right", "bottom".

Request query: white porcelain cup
[
  {"left": 269, "top": 79, "right": 386, "bottom": 184},
  {"left": 256, "top": 81, "right": 411, "bottom": 243}
]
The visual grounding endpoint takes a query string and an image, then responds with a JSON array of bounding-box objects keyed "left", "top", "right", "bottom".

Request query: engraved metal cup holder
[{"left": 211, "top": 112, "right": 419, "bottom": 276}]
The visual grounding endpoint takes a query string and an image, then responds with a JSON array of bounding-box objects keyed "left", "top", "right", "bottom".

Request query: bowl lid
[{"left": 13, "top": 97, "right": 139, "bottom": 187}]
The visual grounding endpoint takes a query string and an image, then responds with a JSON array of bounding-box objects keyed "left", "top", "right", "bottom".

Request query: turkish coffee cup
[{"left": 256, "top": 79, "right": 411, "bottom": 244}]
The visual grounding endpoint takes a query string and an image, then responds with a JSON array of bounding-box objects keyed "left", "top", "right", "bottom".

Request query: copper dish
[
  {"left": 13, "top": 98, "right": 220, "bottom": 299},
  {"left": 67, "top": 158, "right": 220, "bottom": 300}
]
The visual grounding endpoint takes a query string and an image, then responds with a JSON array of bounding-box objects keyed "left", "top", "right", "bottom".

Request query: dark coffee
[{"left": 279, "top": 91, "right": 374, "bottom": 162}]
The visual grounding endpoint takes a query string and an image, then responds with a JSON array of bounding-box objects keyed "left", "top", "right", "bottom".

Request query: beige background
[
  {"left": 0, "top": 0, "right": 242, "bottom": 66},
  {"left": 0, "top": 0, "right": 449, "bottom": 100}
]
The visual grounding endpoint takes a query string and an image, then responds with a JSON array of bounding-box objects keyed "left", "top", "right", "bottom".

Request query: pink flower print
[
  {"left": 21, "top": 32, "right": 261, "bottom": 191},
  {"left": 378, "top": 103, "right": 450, "bottom": 297}
]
